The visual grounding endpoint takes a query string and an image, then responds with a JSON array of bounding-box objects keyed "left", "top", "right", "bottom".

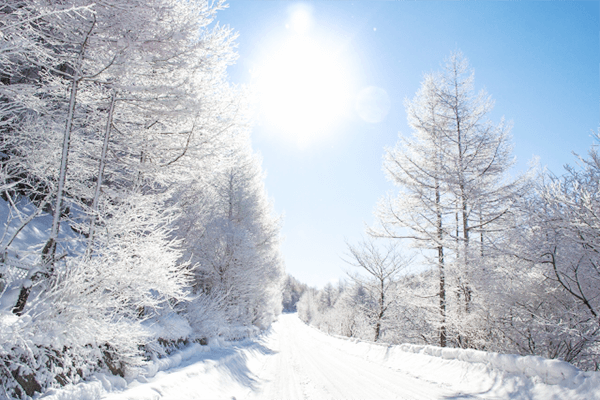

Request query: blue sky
[{"left": 218, "top": 1, "right": 599, "bottom": 288}]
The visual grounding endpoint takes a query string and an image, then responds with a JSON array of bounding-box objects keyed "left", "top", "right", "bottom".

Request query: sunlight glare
[
  {"left": 288, "top": 4, "right": 312, "bottom": 34},
  {"left": 257, "top": 35, "right": 352, "bottom": 148}
]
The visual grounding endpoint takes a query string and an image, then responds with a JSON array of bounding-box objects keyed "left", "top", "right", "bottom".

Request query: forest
[
  {"left": 0, "top": 0, "right": 284, "bottom": 397},
  {"left": 296, "top": 53, "right": 600, "bottom": 373},
  {"left": 0, "top": 0, "right": 598, "bottom": 398}
]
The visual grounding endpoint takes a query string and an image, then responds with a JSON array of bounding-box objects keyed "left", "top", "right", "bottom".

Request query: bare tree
[{"left": 345, "top": 239, "right": 410, "bottom": 342}]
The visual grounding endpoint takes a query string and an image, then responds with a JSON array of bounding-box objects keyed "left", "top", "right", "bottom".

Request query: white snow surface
[{"left": 40, "top": 313, "right": 599, "bottom": 400}]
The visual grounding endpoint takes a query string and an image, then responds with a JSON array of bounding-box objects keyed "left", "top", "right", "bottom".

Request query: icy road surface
[{"left": 100, "top": 313, "right": 598, "bottom": 400}]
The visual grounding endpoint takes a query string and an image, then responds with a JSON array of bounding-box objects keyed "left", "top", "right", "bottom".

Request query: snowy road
[
  {"left": 99, "top": 313, "right": 597, "bottom": 400},
  {"left": 245, "top": 314, "right": 453, "bottom": 400}
]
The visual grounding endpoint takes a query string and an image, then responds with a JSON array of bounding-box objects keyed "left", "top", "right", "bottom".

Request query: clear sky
[{"left": 217, "top": 1, "right": 599, "bottom": 288}]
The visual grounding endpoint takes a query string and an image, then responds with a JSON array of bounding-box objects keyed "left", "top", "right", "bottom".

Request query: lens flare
[{"left": 355, "top": 86, "right": 391, "bottom": 124}]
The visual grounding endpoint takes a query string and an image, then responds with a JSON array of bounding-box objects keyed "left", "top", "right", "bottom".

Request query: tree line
[
  {"left": 298, "top": 52, "right": 599, "bottom": 372},
  {"left": 0, "top": 0, "right": 283, "bottom": 397}
]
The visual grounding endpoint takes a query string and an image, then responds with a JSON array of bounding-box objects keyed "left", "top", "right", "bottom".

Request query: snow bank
[
  {"left": 397, "top": 343, "right": 582, "bottom": 385},
  {"left": 40, "top": 342, "right": 211, "bottom": 400},
  {"left": 138, "top": 343, "right": 209, "bottom": 380},
  {"left": 99, "top": 337, "right": 268, "bottom": 400},
  {"left": 39, "top": 333, "right": 262, "bottom": 400},
  {"left": 322, "top": 328, "right": 600, "bottom": 400}
]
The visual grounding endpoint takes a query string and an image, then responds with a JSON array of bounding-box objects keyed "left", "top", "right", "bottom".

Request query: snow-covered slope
[
  {"left": 40, "top": 313, "right": 599, "bottom": 400},
  {"left": 0, "top": 197, "right": 74, "bottom": 311}
]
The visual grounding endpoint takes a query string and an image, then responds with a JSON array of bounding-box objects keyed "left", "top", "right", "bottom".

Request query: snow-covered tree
[
  {"left": 373, "top": 51, "right": 527, "bottom": 348},
  {"left": 503, "top": 142, "right": 600, "bottom": 370},
  {"left": 2, "top": 0, "right": 236, "bottom": 312},
  {"left": 177, "top": 133, "right": 284, "bottom": 333},
  {"left": 370, "top": 69, "right": 451, "bottom": 346},
  {"left": 282, "top": 274, "right": 309, "bottom": 312},
  {"left": 0, "top": 0, "right": 285, "bottom": 396},
  {"left": 345, "top": 239, "right": 409, "bottom": 341}
]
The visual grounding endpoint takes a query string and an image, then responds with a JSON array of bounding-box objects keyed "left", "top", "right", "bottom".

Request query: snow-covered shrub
[
  {"left": 0, "top": 190, "right": 192, "bottom": 393},
  {"left": 185, "top": 292, "right": 229, "bottom": 341},
  {"left": 0, "top": 265, "right": 148, "bottom": 398}
]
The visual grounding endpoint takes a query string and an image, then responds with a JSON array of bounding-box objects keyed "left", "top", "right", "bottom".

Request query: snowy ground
[{"left": 42, "top": 313, "right": 599, "bottom": 400}]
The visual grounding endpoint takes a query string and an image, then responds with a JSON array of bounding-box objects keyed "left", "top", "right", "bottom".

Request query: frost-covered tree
[
  {"left": 370, "top": 70, "right": 451, "bottom": 346},
  {"left": 0, "top": 0, "right": 284, "bottom": 396},
  {"left": 177, "top": 133, "right": 284, "bottom": 333},
  {"left": 373, "top": 52, "right": 527, "bottom": 348},
  {"left": 504, "top": 142, "right": 600, "bottom": 370},
  {"left": 3, "top": 0, "right": 237, "bottom": 314},
  {"left": 345, "top": 239, "right": 409, "bottom": 341},
  {"left": 430, "top": 53, "right": 524, "bottom": 337},
  {"left": 282, "top": 274, "right": 309, "bottom": 312}
]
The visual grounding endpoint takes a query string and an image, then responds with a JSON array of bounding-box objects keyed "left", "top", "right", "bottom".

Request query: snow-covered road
[
  {"left": 91, "top": 313, "right": 598, "bottom": 400},
  {"left": 245, "top": 314, "right": 453, "bottom": 400}
]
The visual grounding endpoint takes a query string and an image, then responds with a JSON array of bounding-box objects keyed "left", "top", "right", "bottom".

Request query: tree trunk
[
  {"left": 86, "top": 90, "right": 116, "bottom": 259},
  {"left": 14, "top": 19, "right": 95, "bottom": 315},
  {"left": 375, "top": 280, "right": 385, "bottom": 342},
  {"left": 437, "top": 182, "right": 446, "bottom": 347},
  {"left": 13, "top": 72, "right": 80, "bottom": 316}
]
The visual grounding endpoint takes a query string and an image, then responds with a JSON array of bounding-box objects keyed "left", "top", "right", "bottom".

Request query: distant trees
[
  {"left": 296, "top": 238, "right": 411, "bottom": 343},
  {"left": 282, "top": 274, "right": 309, "bottom": 312},
  {"left": 297, "top": 281, "right": 371, "bottom": 338}
]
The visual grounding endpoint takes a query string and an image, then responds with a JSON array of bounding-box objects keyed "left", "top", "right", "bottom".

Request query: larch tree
[
  {"left": 371, "top": 70, "right": 452, "bottom": 347},
  {"left": 373, "top": 51, "right": 527, "bottom": 348}
]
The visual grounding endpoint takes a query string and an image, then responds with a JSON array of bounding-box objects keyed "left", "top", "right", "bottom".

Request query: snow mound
[
  {"left": 40, "top": 333, "right": 261, "bottom": 399},
  {"left": 398, "top": 343, "right": 583, "bottom": 385}
]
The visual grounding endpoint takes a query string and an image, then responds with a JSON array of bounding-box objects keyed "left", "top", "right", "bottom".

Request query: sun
[{"left": 255, "top": 7, "right": 352, "bottom": 148}]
